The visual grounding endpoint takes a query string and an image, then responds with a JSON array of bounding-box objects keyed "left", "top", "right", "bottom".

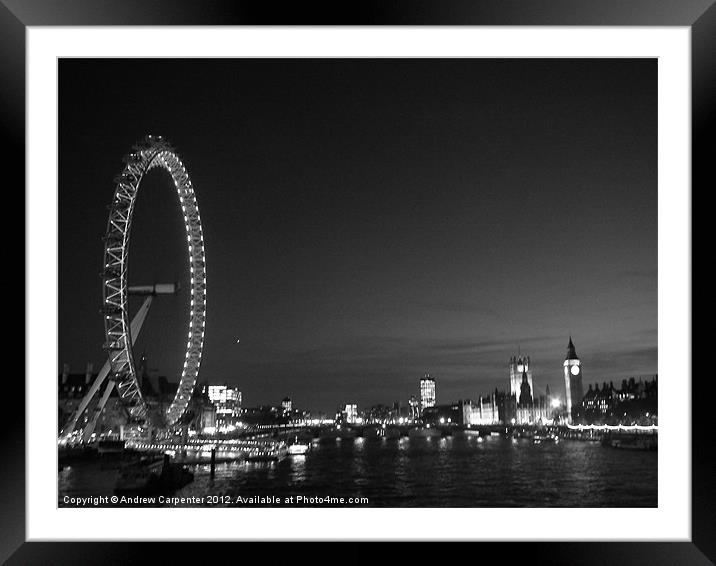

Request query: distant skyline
[{"left": 59, "top": 58, "right": 657, "bottom": 414}]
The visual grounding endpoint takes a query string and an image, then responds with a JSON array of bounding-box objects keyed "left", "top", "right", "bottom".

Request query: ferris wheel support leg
[
  {"left": 82, "top": 379, "right": 116, "bottom": 443},
  {"left": 128, "top": 294, "right": 154, "bottom": 337},
  {"left": 60, "top": 295, "right": 154, "bottom": 441},
  {"left": 59, "top": 360, "right": 110, "bottom": 439}
]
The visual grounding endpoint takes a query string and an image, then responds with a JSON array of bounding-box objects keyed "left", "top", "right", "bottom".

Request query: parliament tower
[
  {"left": 563, "top": 336, "right": 584, "bottom": 423},
  {"left": 509, "top": 355, "right": 533, "bottom": 404}
]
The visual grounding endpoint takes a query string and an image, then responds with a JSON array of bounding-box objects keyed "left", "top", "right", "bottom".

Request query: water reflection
[
  {"left": 289, "top": 455, "right": 306, "bottom": 482},
  {"left": 58, "top": 436, "right": 657, "bottom": 508}
]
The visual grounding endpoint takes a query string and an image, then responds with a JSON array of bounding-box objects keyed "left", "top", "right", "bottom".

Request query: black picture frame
[{"left": 5, "top": 1, "right": 712, "bottom": 563}]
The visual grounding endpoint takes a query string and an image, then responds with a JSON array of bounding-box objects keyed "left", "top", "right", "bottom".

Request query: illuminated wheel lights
[{"left": 102, "top": 135, "right": 206, "bottom": 426}]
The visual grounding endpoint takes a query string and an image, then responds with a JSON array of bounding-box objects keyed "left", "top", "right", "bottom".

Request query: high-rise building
[
  {"left": 204, "top": 384, "right": 242, "bottom": 418},
  {"left": 420, "top": 374, "right": 436, "bottom": 410},
  {"left": 281, "top": 397, "right": 292, "bottom": 412},
  {"left": 563, "top": 337, "right": 584, "bottom": 423},
  {"left": 509, "top": 355, "right": 533, "bottom": 403}
]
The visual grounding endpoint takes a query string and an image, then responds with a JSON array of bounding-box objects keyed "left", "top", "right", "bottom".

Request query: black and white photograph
[
  {"left": 56, "top": 57, "right": 659, "bottom": 509},
  {"left": 3, "top": 0, "right": 712, "bottom": 559}
]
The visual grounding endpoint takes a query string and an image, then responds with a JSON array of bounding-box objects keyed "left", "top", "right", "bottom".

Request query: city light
[{"left": 566, "top": 424, "right": 657, "bottom": 432}]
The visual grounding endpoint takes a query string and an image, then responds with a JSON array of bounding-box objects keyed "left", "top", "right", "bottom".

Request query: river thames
[{"left": 59, "top": 434, "right": 657, "bottom": 507}]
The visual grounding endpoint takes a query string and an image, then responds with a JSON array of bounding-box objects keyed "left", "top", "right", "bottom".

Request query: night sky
[{"left": 58, "top": 59, "right": 657, "bottom": 414}]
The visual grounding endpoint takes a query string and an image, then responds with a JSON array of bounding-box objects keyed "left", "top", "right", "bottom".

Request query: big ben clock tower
[{"left": 563, "top": 337, "right": 584, "bottom": 423}]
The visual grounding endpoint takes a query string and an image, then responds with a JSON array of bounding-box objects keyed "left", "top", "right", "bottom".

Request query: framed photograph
[{"left": 7, "top": 0, "right": 711, "bottom": 563}]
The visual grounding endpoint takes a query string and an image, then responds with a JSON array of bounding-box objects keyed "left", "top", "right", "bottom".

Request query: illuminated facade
[
  {"left": 514, "top": 396, "right": 552, "bottom": 425},
  {"left": 509, "top": 355, "right": 533, "bottom": 403},
  {"left": 200, "top": 403, "right": 216, "bottom": 430},
  {"left": 281, "top": 397, "right": 292, "bottom": 412},
  {"left": 205, "top": 384, "right": 242, "bottom": 411},
  {"left": 343, "top": 403, "right": 358, "bottom": 424},
  {"left": 478, "top": 395, "right": 500, "bottom": 424},
  {"left": 420, "top": 375, "right": 436, "bottom": 411},
  {"left": 563, "top": 337, "right": 584, "bottom": 423},
  {"left": 461, "top": 395, "right": 500, "bottom": 425},
  {"left": 203, "top": 384, "right": 242, "bottom": 429}
]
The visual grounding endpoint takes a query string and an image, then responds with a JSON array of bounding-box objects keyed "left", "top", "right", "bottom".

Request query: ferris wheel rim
[{"left": 101, "top": 135, "right": 206, "bottom": 427}]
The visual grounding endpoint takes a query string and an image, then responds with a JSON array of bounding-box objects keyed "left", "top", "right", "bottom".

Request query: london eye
[{"left": 61, "top": 135, "right": 207, "bottom": 440}]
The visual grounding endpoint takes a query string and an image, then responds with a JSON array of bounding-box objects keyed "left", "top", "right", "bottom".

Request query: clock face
[{"left": 570, "top": 365, "right": 580, "bottom": 376}]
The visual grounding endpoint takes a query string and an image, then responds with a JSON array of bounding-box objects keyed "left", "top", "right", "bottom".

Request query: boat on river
[
  {"left": 114, "top": 454, "right": 193, "bottom": 494},
  {"left": 245, "top": 442, "right": 288, "bottom": 462},
  {"left": 287, "top": 436, "right": 311, "bottom": 456}
]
